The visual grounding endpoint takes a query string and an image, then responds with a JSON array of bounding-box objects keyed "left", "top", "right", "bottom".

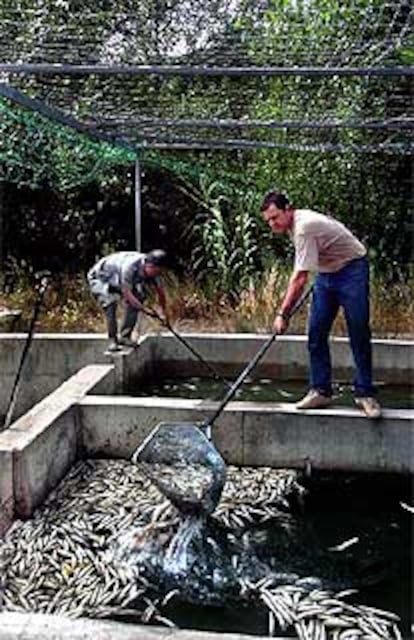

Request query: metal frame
[
  {"left": 0, "top": 83, "right": 135, "bottom": 153},
  {"left": 1, "top": 61, "right": 412, "bottom": 248},
  {"left": 1, "top": 64, "right": 413, "bottom": 77}
]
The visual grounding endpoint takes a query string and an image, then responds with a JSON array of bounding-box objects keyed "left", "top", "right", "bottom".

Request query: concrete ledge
[
  {"left": 80, "top": 396, "right": 414, "bottom": 474},
  {"left": 240, "top": 403, "right": 414, "bottom": 473},
  {"left": 0, "top": 334, "right": 117, "bottom": 419},
  {"left": 79, "top": 396, "right": 241, "bottom": 461},
  {"left": 0, "top": 612, "right": 275, "bottom": 640},
  {"left": 0, "top": 365, "right": 115, "bottom": 519}
]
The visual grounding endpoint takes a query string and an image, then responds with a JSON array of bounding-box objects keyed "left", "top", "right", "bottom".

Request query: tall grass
[{"left": 1, "top": 269, "right": 412, "bottom": 338}]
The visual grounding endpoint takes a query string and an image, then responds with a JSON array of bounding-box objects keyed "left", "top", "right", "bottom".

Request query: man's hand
[{"left": 273, "top": 314, "right": 288, "bottom": 334}]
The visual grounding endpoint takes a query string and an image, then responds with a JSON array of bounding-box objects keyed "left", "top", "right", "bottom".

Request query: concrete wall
[
  {"left": 142, "top": 333, "right": 414, "bottom": 385},
  {"left": 1, "top": 333, "right": 413, "bottom": 421},
  {"left": 80, "top": 396, "right": 414, "bottom": 474},
  {"left": 0, "top": 364, "right": 115, "bottom": 533},
  {"left": 0, "top": 334, "right": 115, "bottom": 420}
]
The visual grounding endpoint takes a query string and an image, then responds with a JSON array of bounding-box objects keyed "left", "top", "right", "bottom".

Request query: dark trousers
[
  {"left": 308, "top": 256, "right": 375, "bottom": 397},
  {"left": 104, "top": 303, "right": 139, "bottom": 340}
]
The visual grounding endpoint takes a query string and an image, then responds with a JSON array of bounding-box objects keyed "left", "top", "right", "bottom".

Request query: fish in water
[{"left": 328, "top": 536, "right": 359, "bottom": 552}]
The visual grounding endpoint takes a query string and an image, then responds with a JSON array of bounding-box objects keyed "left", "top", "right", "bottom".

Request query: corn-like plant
[{"left": 189, "top": 178, "right": 260, "bottom": 298}]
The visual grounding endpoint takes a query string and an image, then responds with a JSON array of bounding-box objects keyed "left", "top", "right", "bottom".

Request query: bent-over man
[
  {"left": 88, "top": 249, "right": 169, "bottom": 352},
  {"left": 261, "top": 191, "right": 381, "bottom": 419}
]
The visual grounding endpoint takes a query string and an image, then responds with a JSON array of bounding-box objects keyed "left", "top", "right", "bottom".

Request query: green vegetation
[
  {"left": 1, "top": 267, "right": 412, "bottom": 338},
  {"left": 0, "top": 0, "right": 412, "bottom": 329}
]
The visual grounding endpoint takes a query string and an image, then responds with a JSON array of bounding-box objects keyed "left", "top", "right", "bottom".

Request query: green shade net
[
  {"left": 0, "top": 95, "right": 136, "bottom": 190},
  {"left": 0, "top": 0, "right": 412, "bottom": 188}
]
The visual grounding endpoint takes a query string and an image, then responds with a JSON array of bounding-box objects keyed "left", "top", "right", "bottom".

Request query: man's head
[
  {"left": 261, "top": 191, "right": 294, "bottom": 234},
  {"left": 144, "top": 249, "right": 168, "bottom": 277}
]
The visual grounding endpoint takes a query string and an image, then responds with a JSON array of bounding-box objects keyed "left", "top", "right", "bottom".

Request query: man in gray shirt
[
  {"left": 88, "top": 249, "right": 169, "bottom": 352},
  {"left": 261, "top": 191, "right": 381, "bottom": 419}
]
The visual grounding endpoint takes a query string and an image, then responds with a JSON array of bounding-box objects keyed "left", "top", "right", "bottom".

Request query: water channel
[{"left": 125, "top": 376, "right": 413, "bottom": 409}]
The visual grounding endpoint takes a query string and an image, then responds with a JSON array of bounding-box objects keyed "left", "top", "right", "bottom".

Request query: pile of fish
[
  {"left": 0, "top": 459, "right": 404, "bottom": 639},
  {"left": 255, "top": 582, "right": 402, "bottom": 639},
  {"left": 139, "top": 461, "right": 215, "bottom": 505}
]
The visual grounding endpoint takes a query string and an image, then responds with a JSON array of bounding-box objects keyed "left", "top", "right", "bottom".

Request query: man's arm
[
  {"left": 122, "top": 286, "right": 144, "bottom": 311},
  {"left": 273, "top": 270, "right": 309, "bottom": 334}
]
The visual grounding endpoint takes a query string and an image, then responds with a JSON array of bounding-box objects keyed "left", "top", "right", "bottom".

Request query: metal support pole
[
  {"left": 134, "top": 159, "right": 141, "bottom": 251},
  {"left": 0, "top": 178, "right": 4, "bottom": 270}
]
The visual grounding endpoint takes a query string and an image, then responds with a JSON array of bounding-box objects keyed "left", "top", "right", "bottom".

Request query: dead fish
[
  {"left": 400, "top": 502, "right": 414, "bottom": 514},
  {"left": 277, "top": 388, "right": 294, "bottom": 398},
  {"left": 329, "top": 537, "right": 359, "bottom": 552}
]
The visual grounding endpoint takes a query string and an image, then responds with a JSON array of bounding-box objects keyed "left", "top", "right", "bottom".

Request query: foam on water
[{"left": 163, "top": 515, "right": 204, "bottom": 576}]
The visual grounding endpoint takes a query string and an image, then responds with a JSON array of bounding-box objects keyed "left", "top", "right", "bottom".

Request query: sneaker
[
  {"left": 296, "top": 389, "right": 332, "bottom": 410},
  {"left": 355, "top": 397, "right": 382, "bottom": 419},
  {"left": 118, "top": 336, "right": 138, "bottom": 348},
  {"left": 106, "top": 340, "right": 122, "bottom": 353}
]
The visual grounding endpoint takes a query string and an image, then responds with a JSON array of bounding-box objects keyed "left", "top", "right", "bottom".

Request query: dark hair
[
  {"left": 146, "top": 249, "right": 167, "bottom": 267},
  {"left": 260, "top": 192, "right": 290, "bottom": 212}
]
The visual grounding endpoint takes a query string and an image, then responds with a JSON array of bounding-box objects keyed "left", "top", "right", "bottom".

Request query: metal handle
[
  {"left": 3, "top": 276, "right": 49, "bottom": 430},
  {"left": 203, "top": 286, "right": 313, "bottom": 432},
  {"left": 141, "top": 305, "right": 232, "bottom": 389}
]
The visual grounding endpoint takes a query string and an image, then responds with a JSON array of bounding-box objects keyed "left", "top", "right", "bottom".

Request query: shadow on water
[
  {"left": 280, "top": 472, "right": 414, "bottom": 636},
  {"left": 162, "top": 599, "right": 269, "bottom": 636}
]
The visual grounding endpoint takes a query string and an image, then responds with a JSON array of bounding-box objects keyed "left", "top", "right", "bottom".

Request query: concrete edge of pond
[
  {"left": 1, "top": 333, "right": 413, "bottom": 535},
  {"left": 1, "top": 333, "right": 413, "bottom": 421},
  {"left": 0, "top": 364, "right": 115, "bottom": 532},
  {"left": 79, "top": 395, "right": 414, "bottom": 474},
  {"left": 0, "top": 612, "right": 281, "bottom": 640}
]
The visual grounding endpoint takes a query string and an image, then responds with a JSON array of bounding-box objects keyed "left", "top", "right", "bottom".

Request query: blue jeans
[{"left": 308, "top": 256, "right": 375, "bottom": 397}]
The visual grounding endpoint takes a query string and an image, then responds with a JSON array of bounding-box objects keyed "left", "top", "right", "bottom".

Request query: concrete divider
[
  {"left": 0, "top": 364, "right": 115, "bottom": 527},
  {"left": 79, "top": 396, "right": 414, "bottom": 474},
  {"left": 0, "top": 612, "right": 279, "bottom": 640}
]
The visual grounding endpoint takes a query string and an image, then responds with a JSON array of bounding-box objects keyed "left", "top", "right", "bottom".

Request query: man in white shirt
[
  {"left": 88, "top": 249, "right": 169, "bottom": 352},
  {"left": 261, "top": 191, "right": 381, "bottom": 419}
]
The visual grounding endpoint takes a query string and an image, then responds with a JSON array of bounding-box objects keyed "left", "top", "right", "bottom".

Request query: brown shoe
[
  {"left": 355, "top": 397, "right": 382, "bottom": 419},
  {"left": 296, "top": 389, "right": 332, "bottom": 410}
]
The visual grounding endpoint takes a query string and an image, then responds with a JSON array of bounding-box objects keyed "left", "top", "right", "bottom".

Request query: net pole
[{"left": 135, "top": 159, "right": 142, "bottom": 251}]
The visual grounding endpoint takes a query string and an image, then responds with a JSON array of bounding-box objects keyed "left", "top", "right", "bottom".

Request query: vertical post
[
  {"left": 0, "top": 178, "right": 4, "bottom": 271},
  {"left": 134, "top": 158, "right": 141, "bottom": 251}
]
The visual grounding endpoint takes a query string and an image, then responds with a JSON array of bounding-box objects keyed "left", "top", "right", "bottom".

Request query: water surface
[{"left": 127, "top": 376, "right": 414, "bottom": 409}]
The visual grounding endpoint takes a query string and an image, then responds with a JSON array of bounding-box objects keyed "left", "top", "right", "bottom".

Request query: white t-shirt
[{"left": 291, "top": 209, "right": 366, "bottom": 273}]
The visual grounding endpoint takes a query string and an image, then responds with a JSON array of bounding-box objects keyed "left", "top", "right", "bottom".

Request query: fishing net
[{"left": 133, "top": 422, "right": 227, "bottom": 515}]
